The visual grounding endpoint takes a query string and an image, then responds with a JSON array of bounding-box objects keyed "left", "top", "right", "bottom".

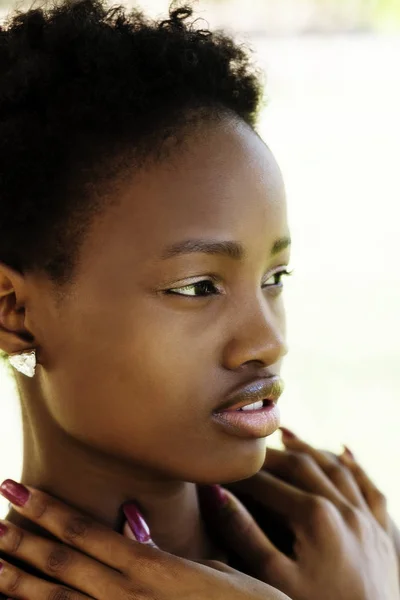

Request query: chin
[{"left": 192, "top": 438, "right": 268, "bottom": 485}]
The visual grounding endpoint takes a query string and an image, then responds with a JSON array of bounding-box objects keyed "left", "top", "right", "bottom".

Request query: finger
[
  {"left": 224, "top": 468, "right": 345, "bottom": 542},
  {"left": 0, "top": 517, "right": 124, "bottom": 598},
  {"left": 0, "top": 479, "right": 150, "bottom": 575},
  {"left": 219, "top": 474, "right": 346, "bottom": 584},
  {"left": 278, "top": 427, "right": 368, "bottom": 510},
  {"left": 205, "top": 474, "right": 321, "bottom": 531},
  {"left": 0, "top": 557, "right": 91, "bottom": 599},
  {"left": 198, "top": 484, "right": 292, "bottom": 579},
  {"left": 262, "top": 446, "right": 353, "bottom": 512},
  {"left": 338, "top": 451, "right": 389, "bottom": 530}
]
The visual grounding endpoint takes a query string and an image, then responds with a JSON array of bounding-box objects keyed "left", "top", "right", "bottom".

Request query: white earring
[{"left": 8, "top": 349, "right": 37, "bottom": 377}]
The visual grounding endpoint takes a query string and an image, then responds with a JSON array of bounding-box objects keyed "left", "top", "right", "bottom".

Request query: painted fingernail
[
  {"left": 0, "top": 522, "right": 8, "bottom": 537},
  {"left": 342, "top": 445, "right": 355, "bottom": 460},
  {"left": 279, "top": 426, "right": 298, "bottom": 440},
  {"left": 123, "top": 504, "right": 152, "bottom": 544},
  {"left": 0, "top": 480, "right": 30, "bottom": 507},
  {"left": 198, "top": 484, "right": 230, "bottom": 513}
]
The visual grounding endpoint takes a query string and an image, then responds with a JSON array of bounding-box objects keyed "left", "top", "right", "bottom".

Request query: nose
[{"left": 221, "top": 295, "right": 288, "bottom": 370}]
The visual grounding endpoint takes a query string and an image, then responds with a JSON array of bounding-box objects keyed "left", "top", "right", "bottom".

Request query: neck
[{"left": 7, "top": 386, "right": 226, "bottom": 564}]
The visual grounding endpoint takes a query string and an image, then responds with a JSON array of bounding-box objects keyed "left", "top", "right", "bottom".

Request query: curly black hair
[{"left": 0, "top": 0, "right": 265, "bottom": 362}]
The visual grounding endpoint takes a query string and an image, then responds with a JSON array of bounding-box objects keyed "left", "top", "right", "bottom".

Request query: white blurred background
[{"left": 1, "top": 0, "right": 399, "bottom": 523}]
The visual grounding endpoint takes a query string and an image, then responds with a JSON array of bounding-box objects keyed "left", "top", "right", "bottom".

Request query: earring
[{"left": 8, "top": 349, "right": 37, "bottom": 378}]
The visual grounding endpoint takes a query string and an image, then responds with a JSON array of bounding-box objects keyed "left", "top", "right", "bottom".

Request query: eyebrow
[{"left": 160, "top": 236, "right": 291, "bottom": 261}]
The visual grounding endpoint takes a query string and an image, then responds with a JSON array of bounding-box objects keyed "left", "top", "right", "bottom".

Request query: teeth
[{"left": 238, "top": 400, "right": 264, "bottom": 411}]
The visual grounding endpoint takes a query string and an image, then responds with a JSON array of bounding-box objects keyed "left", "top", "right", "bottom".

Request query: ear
[{"left": 0, "top": 262, "right": 35, "bottom": 356}]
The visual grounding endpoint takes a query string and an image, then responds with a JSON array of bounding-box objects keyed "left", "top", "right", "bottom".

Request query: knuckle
[
  {"left": 341, "top": 504, "right": 362, "bottom": 529},
  {"left": 287, "top": 451, "right": 315, "bottom": 473},
  {"left": 63, "top": 515, "right": 93, "bottom": 544},
  {"left": 324, "top": 461, "right": 345, "bottom": 481},
  {"left": 304, "top": 495, "right": 341, "bottom": 535},
  {"left": 259, "top": 552, "right": 287, "bottom": 584},
  {"left": 308, "top": 495, "right": 337, "bottom": 520},
  {"left": 259, "top": 551, "right": 276, "bottom": 573},
  {"left": 6, "top": 570, "right": 23, "bottom": 594},
  {"left": 31, "top": 492, "right": 53, "bottom": 520},
  {"left": 48, "top": 586, "right": 77, "bottom": 600},
  {"left": 370, "top": 489, "right": 387, "bottom": 510},
  {"left": 46, "top": 544, "right": 72, "bottom": 574},
  {"left": 8, "top": 528, "right": 24, "bottom": 553}
]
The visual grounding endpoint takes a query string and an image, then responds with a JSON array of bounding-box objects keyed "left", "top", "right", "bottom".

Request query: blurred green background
[{"left": 1, "top": 0, "right": 399, "bottom": 524}]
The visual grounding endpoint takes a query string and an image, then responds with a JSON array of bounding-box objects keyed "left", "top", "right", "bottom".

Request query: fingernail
[
  {"left": 0, "top": 561, "right": 4, "bottom": 574},
  {"left": 0, "top": 480, "right": 30, "bottom": 507},
  {"left": 0, "top": 522, "right": 8, "bottom": 537},
  {"left": 279, "top": 426, "right": 298, "bottom": 440},
  {"left": 198, "top": 484, "right": 230, "bottom": 513},
  {"left": 342, "top": 445, "right": 355, "bottom": 460},
  {"left": 123, "top": 504, "right": 152, "bottom": 544}
]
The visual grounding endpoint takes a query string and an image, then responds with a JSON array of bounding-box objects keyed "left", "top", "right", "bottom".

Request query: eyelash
[{"left": 165, "top": 269, "right": 294, "bottom": 298}]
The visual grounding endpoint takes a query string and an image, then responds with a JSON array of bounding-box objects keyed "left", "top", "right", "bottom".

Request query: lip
[
  {"left": 214, "top": 376, "right": 284, "bottom": 413},
  {"left": 211, "top": 402, "right": 281, "bottom": 439}
]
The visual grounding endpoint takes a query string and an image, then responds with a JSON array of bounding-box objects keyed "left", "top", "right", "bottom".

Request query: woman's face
[{"left": 33, "top": 116, "right": 291, "bottom": 483}]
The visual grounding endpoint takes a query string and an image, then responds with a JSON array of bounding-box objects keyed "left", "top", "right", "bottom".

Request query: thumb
[
  {"left": 122, "top": 503, "right": 159, "bottom": 547},
  {"left": 198, "top": 484, "right": 286, "bottom": 579}
]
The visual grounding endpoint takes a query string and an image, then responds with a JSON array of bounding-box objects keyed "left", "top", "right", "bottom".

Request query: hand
[
  {"left": 0, "top": 479, "right": 289, "bottom": 600},
  {"left": 273, "top": 427, "right": 400, "bottom": 581},
  {"left": 338, "top": 442, "right": 400, "bottom": 577},
  {"left": 205, "top": 431, "right": 400, "bottom": 600}
]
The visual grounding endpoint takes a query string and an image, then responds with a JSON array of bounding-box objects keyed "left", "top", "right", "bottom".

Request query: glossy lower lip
[{"left": 211, "top": 403, "right": 280, "bottom": 439}]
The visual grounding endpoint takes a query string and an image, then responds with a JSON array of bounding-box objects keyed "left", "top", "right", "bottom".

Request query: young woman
[{"left": 0, "top": 0, "right": 398, "bottom": 598}]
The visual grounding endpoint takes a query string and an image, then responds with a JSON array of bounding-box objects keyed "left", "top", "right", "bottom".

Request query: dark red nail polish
[
  {"left": 198, "top": 484, "right": 229, "bottom": 514},
  {"left": 0, "top": 479, "right": 30, "bottom": 507},
  {"left": 123, "top": 504, "right": 152, "bottom": 543},
  {"left": 279, "top": 426, "right": 298, "bottom": 440},
  {"left": 0, "top": 523, "right": 8, "bottom": 537}
]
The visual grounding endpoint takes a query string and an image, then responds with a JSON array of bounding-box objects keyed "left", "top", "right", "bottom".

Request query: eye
[
  {"left": 262, "top": 268, "right": 294, "bottom": 289},
  {"left": 165, "top": 279, "right": 220, "bottom": 297},
  {"left": 164, "top": 268, "right": 294, "bottom": 298}
]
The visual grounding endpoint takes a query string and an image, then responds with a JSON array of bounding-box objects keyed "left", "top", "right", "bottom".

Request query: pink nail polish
[
  {"left": 0, "top": 480, "right": 30, "bottom": 507},
  {"left": 0, "top": 523, "right": 8, "bottom": 537},
  {"left": 123, "top": 504, "right": 152, "bottom": 543}
]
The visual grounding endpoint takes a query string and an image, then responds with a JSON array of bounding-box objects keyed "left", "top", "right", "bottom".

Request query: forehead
[{"left": 78, "top": 117, "right": 288, "bottom": 273}]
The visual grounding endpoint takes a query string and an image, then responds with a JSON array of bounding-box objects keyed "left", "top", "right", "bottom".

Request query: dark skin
[{"left": 0, "top": 114, "right": 290, "bottom": 564}]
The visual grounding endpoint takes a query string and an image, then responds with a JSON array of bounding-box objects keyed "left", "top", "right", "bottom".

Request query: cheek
[{"left": 41, "top": 309, "right": 202, "bottom": 450}]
